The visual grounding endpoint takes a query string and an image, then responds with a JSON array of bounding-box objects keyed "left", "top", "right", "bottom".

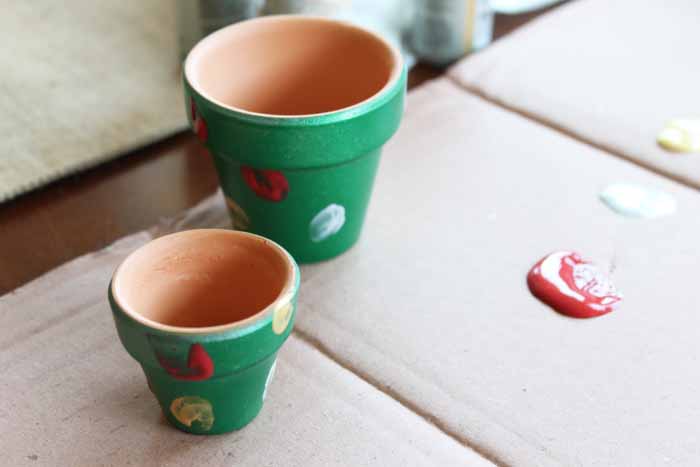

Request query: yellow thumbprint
[
  {"left": 170, "top": 396, "right": 214, "bottom": 431},
  {"left": 272, "top": 302, "right": 293, "bottom": 335}
]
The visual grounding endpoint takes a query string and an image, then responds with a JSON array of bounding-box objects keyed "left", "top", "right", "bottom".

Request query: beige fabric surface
[
  {"left": 0, "top": 229, "right": 491, "bottom": 466},
  {"left": 0, "top": 1, "right": 186, "bottom": 202},
  {"left": 448, "top": 0, "right": 700, "bottom": 189}
]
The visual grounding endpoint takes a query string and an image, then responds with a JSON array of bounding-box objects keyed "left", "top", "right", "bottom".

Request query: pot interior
[
  {"left": 113, "top": 230, "right": 291, "bottom": 329},
  {"left": 186, "top": 16, "right": 400, "bottom": 116}
]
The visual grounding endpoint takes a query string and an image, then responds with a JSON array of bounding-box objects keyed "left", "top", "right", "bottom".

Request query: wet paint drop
[
  {"left": 657, "top": 119, "right": 700, "bottom": 153},
  {"left": 272, "top": 302, "right": 293, "bottom": 335},
  {"left": 527, "top": 251, "right": 623, "bottom": 319},
  {"left": 240, "top": 166, "right": 289, "bottom": 202},
  {"left": 599, "top": 183, "right": 676, "bottom": 218},
  {"left": 170, "top": 396, "right": 214, "bottom": 431},
  {"left": 225, "top": 195, "right": 251, "bottom": 230},
  {"left": 262, "top": 360, "right": 277, "bottom": 402},
  {"left": 309, "top": 204, "right": 345, "bottom": 242}
]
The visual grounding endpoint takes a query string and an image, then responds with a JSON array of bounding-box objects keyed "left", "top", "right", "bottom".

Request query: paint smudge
[
  {"left": 527, "top": 251, "right": 623, "bottom": 319},
  {"left": 240, "top": 166, "right": 289, "bottom": 202},
  {"left": 657, "top": 118, "right": 700, "bottom": 153},
  {"left": 149, "top": 335, "right": 214, "bottom": 381},
  {"left": 272, "top": 302, "right": 293, "bottom": 335},
  {"left": 599, "top": 183, "right": 676, "bottom": 218},
  {"left": 159, "top": 343, "right": 214, "bottom": 381},
  {"left": 190, "top": 97, "right": 208, "bottom": 142},
  {"left": 170, "top": 396, "right": 214, "bottom": 431},
  {"left": 262, "top": 360, "right": 277, "bottom": 402},
  {"left": 225, "top": 195, "right": 251, "bottom": 230},
  {"left": 309, "top": 204, "right": 345, "bottom": 242}
]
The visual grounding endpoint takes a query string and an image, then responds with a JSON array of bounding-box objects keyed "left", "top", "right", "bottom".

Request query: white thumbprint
[
  {"left": 309, "top": 204, "right": 346, "bottom": 243},
  {"left": 262, "top": 360, "right": 277, "bottom": 402},
  {"left": 599, "top": 183, "right": 676, "bottom": 219}
]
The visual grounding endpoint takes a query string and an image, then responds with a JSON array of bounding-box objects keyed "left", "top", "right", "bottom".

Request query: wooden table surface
[{"left": 0, "top": 9, "right": 556, "bottom": 295}]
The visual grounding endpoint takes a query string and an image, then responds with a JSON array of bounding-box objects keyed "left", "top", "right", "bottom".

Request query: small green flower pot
[
  {"left": 109, "top": 229, "right": 300, "bottom": 434},
  {"left": 183, "top": 15, "right": 406, "bottom": 263}
]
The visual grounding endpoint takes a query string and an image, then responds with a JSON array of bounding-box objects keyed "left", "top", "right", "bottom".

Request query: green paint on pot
[
  {"left": 183, "top": 16, "right": 406, "bottom": 263},
  {"left": 211, "top": 150, "right": 383, "bottom": 262}
]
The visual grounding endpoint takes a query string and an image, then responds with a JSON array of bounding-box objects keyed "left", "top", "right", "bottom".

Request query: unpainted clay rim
[
  {"left": 184, "top": 14, "right": 405, "bottom": 123},
  {"left": 110, "top": 229, "right": 299, "bottom": 336}
]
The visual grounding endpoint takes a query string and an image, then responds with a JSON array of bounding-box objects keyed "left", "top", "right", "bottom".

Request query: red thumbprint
[
  {"left": 156, "top": 343, "right": 214, "bottom": 381},
  {"left": 240, "top": 166, "right": 289, "bottom": 202}
]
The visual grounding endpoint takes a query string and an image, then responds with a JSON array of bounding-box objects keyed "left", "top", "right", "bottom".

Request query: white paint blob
[
  {"left": 599, "top": 183, "right": 676, "bottom": 219},
  {"left": 309, "top": 203, "right": 346, "bottom": 242},
  {"left": 262, "top": 359, "right": 277, "bottom": 402}
]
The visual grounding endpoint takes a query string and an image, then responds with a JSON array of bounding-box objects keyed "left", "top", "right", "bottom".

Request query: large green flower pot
[{"left": 183, "top": 15, "right": 406, "bottom": 262}]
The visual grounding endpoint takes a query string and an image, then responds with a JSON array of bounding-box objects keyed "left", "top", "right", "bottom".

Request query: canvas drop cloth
[{"left": 0, "top": 0, "right": 187, "bottom": 202}]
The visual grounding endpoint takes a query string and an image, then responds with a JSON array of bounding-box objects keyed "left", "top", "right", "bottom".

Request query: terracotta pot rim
[
  {"left": 184, "top": 14, "right": 404, "bottom": 121},
  {"left": 110, "top": 229, "right": 299, "bottom": 336}
]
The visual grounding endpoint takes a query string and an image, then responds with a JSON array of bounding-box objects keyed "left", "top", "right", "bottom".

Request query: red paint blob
[
  {"left": 527, "top": 251, "right": 623, "bottom": 319},
  {"left": 157, "top": 343, "right": 214, "bottom": 381},
  {"left": 241, "top": 166, "right": 289, "bottom": 202}
]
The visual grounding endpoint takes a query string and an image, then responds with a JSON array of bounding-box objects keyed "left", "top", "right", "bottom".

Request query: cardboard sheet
[
  {"left": 0, "top": 231, "right": 489, "bottom": 466},
  {"left": 101, "top": 77, "right": 700, "bottom": 466},
  {"left": 449, "top": 0, "right": 700, "bottom": 189},
  {"left": 5, "top": 71, "right": 700, "bottom": 466},
  {"left": 293, "top": 79, "right": 700, "bottom": 466}
]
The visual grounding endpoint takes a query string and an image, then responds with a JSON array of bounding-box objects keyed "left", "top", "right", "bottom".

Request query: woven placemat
[{"left": 0, "top": 0, "right": 186, "bottom": 202}]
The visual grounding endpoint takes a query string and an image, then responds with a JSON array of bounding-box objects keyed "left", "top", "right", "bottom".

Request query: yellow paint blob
[
  {"left": 272, "top": 302, "right": 293, "bottom": 335},
  {"left": 225, "top": 196, "right": 251, "bottom": 230},
  {"left": 170, "top": 396, "right": 215, "bottom": 430},
  {"left": 657, "top": 119, "right": 700, "bottom": 153}
]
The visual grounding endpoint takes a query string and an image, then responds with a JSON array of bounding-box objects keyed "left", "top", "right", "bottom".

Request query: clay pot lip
[
  {"left": 110, "top": 229, "right": 300, "bottom": 336},
  {"left": 183, "top": 14, "right": 405, "bottom": 123}
]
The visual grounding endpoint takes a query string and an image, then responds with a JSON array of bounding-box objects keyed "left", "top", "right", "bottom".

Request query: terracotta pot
[
  {"left": 184, "top": 15, "right": 406, "bottom": 262},
  {"left": 109, "top": 229, "right": 300, "bottom": 434}
]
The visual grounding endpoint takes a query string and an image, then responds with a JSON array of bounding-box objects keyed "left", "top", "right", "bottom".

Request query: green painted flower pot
[
  {"left": 183, "top": 15, "right": 406, "bottom": 263},
  {"left": 109, "top": 229, "right": 300, "bottom": 434}
]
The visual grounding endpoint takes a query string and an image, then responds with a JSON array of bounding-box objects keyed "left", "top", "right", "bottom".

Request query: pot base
[
  {"left": 216, "top": 148, "right": 381, "bottom": 263},
  {"left": 144, "top": 353, "right": 278, "bottom": 435}
]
